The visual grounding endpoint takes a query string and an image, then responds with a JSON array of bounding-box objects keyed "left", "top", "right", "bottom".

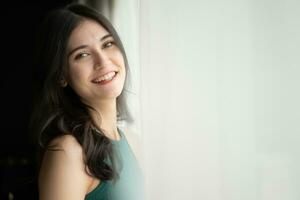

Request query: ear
[{"left": 60, "top": 78, "right": 68, "bottom": 87}]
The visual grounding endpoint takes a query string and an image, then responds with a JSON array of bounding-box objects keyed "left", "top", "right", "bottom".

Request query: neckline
[
  {"left": 92, "top": 125, "right": 123, "bottom": 142},
  {"left": 111, "top": 127, "right": 123, "bottom": 143}
]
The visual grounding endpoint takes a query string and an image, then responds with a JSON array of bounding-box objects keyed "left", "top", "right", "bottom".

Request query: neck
[{"left": 88, "top": 98, "right": 120, "bottom": 140}]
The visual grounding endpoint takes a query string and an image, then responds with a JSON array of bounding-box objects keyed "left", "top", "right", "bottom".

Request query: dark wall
[{"left": 0, "top": 1, "right": 73, "bottom": 199}]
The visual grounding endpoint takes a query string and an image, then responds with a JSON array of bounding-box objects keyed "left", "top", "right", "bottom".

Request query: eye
[
  {"left": 103, "top": 40, "right": 115, "bottom": 49},
  {"left": 75, "top": 52, "right": 90, "bottom": 60}
]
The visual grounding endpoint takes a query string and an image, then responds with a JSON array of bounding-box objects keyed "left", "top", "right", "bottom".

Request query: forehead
[{"left": 67, "top": 19, "right": 109, "bottom": 49}]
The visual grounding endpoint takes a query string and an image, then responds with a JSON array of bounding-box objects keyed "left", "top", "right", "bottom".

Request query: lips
[{"left": 91, "top": 70, "right": 118, "bottom": 83}]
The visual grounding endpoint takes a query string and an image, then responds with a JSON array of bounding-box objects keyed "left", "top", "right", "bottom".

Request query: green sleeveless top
[{"left": 85, "top": 127, "right": 144, "bottom": 200}]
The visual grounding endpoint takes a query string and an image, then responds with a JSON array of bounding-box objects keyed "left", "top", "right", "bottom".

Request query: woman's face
[{"left": 66, "top": 19, "right": 126, "bottom": 104}]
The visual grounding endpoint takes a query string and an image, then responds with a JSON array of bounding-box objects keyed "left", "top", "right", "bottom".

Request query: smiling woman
[
  {"left": 29, "top": 3, "right": 143, "bottom": 200},
  {"left": 66, "top": 19, "right": 125, "bottom": 104}
]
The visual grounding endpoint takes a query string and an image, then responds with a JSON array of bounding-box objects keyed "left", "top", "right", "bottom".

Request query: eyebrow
[{"left": 68, "top": 34, "right": 113, "bottom": 57}]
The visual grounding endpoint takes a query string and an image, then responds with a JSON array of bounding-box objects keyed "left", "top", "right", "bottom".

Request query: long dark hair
[{"left": 29, "top": 3, "right": 133, "bottom": 182}]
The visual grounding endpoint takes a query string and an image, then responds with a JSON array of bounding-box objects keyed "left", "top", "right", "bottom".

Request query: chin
[{"left": 98, "top": 90, "right": 123, "bottom": 100}]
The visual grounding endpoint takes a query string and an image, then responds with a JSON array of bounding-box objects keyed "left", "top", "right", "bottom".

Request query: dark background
[{"left": 0, "top": 1, "right": 73, "bottom": 199}]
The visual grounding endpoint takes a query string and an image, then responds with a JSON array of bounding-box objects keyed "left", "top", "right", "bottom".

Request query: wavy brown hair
[{"left": 29, "top": 3, "right": 133, "bottom": 182}]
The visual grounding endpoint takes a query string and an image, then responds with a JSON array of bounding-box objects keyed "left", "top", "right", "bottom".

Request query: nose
[{"left": 94, "top": 49, "right": 112, "bottom": 69}]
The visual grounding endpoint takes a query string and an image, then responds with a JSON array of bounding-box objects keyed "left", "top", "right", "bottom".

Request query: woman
[{"left": 30, "top": 3, "right": 143, "bottom": 200}]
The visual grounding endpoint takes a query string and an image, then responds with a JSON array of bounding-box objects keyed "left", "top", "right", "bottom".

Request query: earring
[{"left": 60, "top": 79, "right": 68, "bottom": 87}]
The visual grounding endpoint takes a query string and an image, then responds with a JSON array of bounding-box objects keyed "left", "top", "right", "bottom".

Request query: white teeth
[{"left": 93, "top": 71, "right": 116, "bottom": 83}]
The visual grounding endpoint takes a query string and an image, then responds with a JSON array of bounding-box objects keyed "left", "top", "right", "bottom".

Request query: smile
[{"left": 91, "top": 71, "right": 118, "bottom": 84}]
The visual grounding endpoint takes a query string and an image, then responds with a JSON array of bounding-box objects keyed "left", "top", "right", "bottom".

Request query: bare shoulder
[
  {"left": 49, "top": 134, "right": 83, "bottom": 154},
  {"left": 39, "top": 134, "right": 93, "bottom": 200}
]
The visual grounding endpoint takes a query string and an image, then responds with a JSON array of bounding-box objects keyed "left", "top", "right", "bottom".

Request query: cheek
[
  {"left": 110, "top": 49, "right": 125, "bottom": 66},
  {"left": 109, "top": 51, "right": 126, "bottom": 77},
  {"left": 69, "top": 68, "right": 83, "bottom": 82},
  {"left": 67, "top": 65, "right": 90, "bottom": 90},
  {"left": 116, "top": 55, "right": 126, "bottom": 78},
  {"left": 119, "top": 56, "right": 126, "bottom": 81},
  {"left": 118, "top": 54, "right": 125, "bottom": 68}
]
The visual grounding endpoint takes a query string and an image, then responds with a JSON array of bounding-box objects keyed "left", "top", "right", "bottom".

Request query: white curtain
[{"left": 92, "top": 0, "right": 300, "bottom": 199}]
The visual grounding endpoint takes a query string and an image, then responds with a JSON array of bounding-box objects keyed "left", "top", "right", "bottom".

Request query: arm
[{"left": 38, "top": 135, "right": 93, "bottom": 200}]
